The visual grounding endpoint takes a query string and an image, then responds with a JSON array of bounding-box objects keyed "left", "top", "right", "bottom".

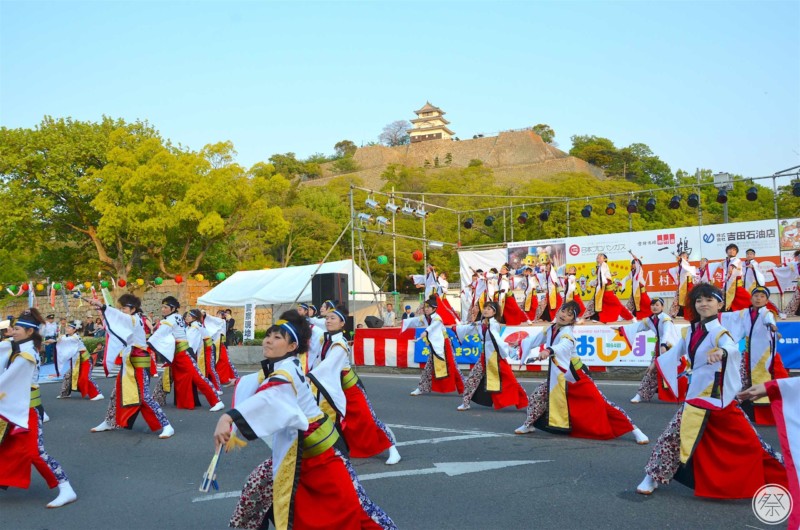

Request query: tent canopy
[{"left": 197, "top": 259, "right": 384, "bottom": 307}]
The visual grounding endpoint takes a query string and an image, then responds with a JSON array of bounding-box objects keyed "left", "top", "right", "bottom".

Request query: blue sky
[{"left": 2, "top": 1, "right": 798, "bottom": 179}]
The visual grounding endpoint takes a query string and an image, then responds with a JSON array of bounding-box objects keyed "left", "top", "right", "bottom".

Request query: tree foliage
[
  {"left": 569, "top": 135, "right": 674, "bottom": 187},
  {"left": 379, "top": 120, "right": 411, "bottom": 147},
  {"left": 532, "top": 123, "right": 555, "bottom": 144},
  {"left": 334, "top": 139, "right": 357, "bottom": 158}
]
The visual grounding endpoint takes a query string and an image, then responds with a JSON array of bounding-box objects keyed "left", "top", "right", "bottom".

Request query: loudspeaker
[
  {"left": 364, "top": 316, "right": 384, "bottom": 328},
  {"left": 311, "top": 273, "right": 349, "bottom": 312}
]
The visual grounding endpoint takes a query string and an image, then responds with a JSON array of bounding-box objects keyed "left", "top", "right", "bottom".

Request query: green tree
[
  {"left": 532, "top": 124, "right": 556, "bottom": 144},
  {"left": 334, "top": 140, "right": 357, "bottom": 158},
  {"left": 332, "top": 156, "right": 359, "bottom": 174}
]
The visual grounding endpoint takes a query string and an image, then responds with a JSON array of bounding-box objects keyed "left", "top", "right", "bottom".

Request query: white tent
[{"left": 197, "top": 259, "right": 384, "bottom": 307}]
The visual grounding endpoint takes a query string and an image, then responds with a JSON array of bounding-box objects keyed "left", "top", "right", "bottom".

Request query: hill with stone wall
[{"left": 307, "top": 129, "right": 604, "bottom": 189}]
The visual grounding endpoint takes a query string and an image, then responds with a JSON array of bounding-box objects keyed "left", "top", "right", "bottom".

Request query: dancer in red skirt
[
  {"left": 721, "top": 243, "right": 752, "bottom": 311},
  {"left": 667, "top": 251, "right": 697, "bottom": 321},
  {"left": 55, "top": 320, "right": 103, "bottom": 401},
  {"left": 537, "top": 257, "right": 563, "bottom": 322},
  {"left": 721, "top": 286, "right": 789, "bottom": 425},
  {"left": 618, "top": 298, "right": 686, "bottom": 404},
  {"left": 497, "top": 263, "right": 528, "bottom": 325},
  {"left": 588, "top": 253, "right": 634, "bottom": 323},
  {"left": 404, "top": 296, "right": 465, "bottom": 397},
  {"left": 562, "top": 266, "right": 586, "bottom": 318},
  {"left": 214, "top": 310, "right": 396, "bottom": 530},
  {"left": 515, "top": 301, "right": 649, "bottom": 444},
  {"left": 624, "top": 252, "right": 652, "bottom": 319},
  {"left": 0, "top": 309, "right": 77, "bottom": 508},
  {"left": 456, "top": 301, "right": 528, "bottom": 412},
  {"left": 310, "top": 304, "right": 401, "bottom": 465},
  {"left": 517, "top": 266, "right": 539, "bottom": 322},
  {"left": 636, "top": 283, "right": 787, "bottom": 497}
]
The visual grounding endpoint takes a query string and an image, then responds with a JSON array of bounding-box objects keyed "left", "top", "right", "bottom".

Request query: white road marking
[
  {"left": 359, "top": 460, "right": 552, "bottom": 481},
  {"left": 386, "top": 423, "right": 515, "bottom": 437},
  {"left": 192, "top": 460, "right": 552, "bottom": 503},
  {"left": 396, "top": 434, "right": 500, "bottom": 447}
]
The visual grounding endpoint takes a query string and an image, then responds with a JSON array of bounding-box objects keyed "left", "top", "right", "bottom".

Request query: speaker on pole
[{"left": 311, "top": 273, "right": 349, "bottom": 313}]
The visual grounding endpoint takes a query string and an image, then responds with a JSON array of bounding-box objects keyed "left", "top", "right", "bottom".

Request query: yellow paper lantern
[
  {"left": 36, "top": 283, "right": 44, "bottom": 291},
  {"left": 195, "top": 274, "right": 204, "bottom": 281},
  {"left": 84, "top": 281, "right": 92, "bottom": 289},
  {"left": 136, "top": 278, "right": 145, "bottom": 286},
  {"left": 0, "top": 285, "right": 4, "bottom": 291}
]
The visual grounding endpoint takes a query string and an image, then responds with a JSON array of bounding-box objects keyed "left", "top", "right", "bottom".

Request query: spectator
[
  {"left": 93, "top": 317, "right": 106, "bottom": 338},
  {"left": 384, "top": 303, "right": 397, "bottom": 327},
  {"left": 401, "top": 305, "right": 415, "bottom": 320},
  {"left": 41, "top": 313, "right": 58, "bottom": 364},
  {"left": 83, "top": 316, "right": 95, "bottom": 337},
  {"left": 225, "top": 308, "right": 235, "bottom": 346}
]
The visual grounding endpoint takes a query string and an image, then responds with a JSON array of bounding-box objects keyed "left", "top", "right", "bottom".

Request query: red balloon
[
  {"left": 21, "top": 283, "right": 29, "bottom": 291},
  {"left": 175, "top": 275, "right": 183, "bottom": 284},
  {"left": 66, "top": 281, "right": 75, "bottom": 290},
  {"left": 118, "top": 279, "right": 127, "bottom": 287},
  {"left": 412, "top": 250, "right": 424, "bottom": 262}
]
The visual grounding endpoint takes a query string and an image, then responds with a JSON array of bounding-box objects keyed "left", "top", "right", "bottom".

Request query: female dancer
[
  {"left": 518, "top": 266, "right": 539, "bottom": 322},
  {"left": 0, "top": 309, "right": 77, "bottom": 508},
  {"left": 720, "top": 286, "right": 788, "bottom": 425},
  {"left": 311, "top": 305, "right": 401, "bottom": 465},
  {"left": 404, "top": 296, "right": 465, "bottom": 397},
  {"left": 55, "top": 320, "right": 103, "bottom": 401},
  {"left": 618, "top": 298, "right": 685, "bottom": 404},
  {"left": 587, "top": 253, "right": 633, "bottom": 323},
  {"left": 456, "top": 301, "right": 528, "bottom": 412},
  {"left": 536, "top": 257, "right": 562, "bottom": 322},
  {"left": 185, "top": 309, "right": 222, "bottom": 394},
  {"left": 497, "top": 263, "right": 528, "bottom": 325},
  {"left": 214, "top": 310, "right": 396, "bottom": 530},
  {"left": 515, "top": 301, "right": 649, "bottom": 443},
  {"left": 562, "top": 266, "right": 586, "bottom": 318},
  {"left": 636, "top": 283, "right": 787, "bottom": 497},
  {"left": 668, "top": 251, "right": 696, "bottom": 320},
  {"left": 625, "top": 252, "right": 652, "bottom": 319},
  {"left": 88, "top": 295, "right": 174, "bottom": 438},
  {"left": 148, "top": 296, "right": 223, "bottom": 411}
]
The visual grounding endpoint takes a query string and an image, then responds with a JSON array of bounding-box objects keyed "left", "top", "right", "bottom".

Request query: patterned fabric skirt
[{"left": 230, "top": 448, "right": 397, "bottom": 529}]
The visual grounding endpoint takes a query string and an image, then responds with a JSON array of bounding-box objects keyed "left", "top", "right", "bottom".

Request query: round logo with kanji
[{"left": 752, "top": 483, "right": 792, "bottom": 525}]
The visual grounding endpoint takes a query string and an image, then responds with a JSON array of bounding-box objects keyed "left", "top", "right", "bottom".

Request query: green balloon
[
  {"left": 377, "top": 255, "right": 389, "bottom": 265},
  {"left": 53, "top": 283, "right": 62, "bottom": 290},
  {"left": 215, "top": 272, "right": 226, "bottom": 281},
  {"left": 100, "top": 280, "right": 109, "bottom": 288},
  {"left": 155, "top": 277, "right": 164, "bottom": 285},
  {"left": 9, "top": 285, "right": 17, "bottom": 293}
]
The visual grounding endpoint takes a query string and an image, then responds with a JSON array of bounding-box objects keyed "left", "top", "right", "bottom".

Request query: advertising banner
[
  {"left": 779, "top": 218, "right": 800, "bottom": 251},
  {"left": 565, "top": 226, "right": 700, "bottom": 298},
  {"left": 698, "top": 220, "right": 781, "bottom": 288}
]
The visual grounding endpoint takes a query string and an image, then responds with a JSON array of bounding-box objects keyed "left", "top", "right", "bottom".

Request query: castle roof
[
  {"left": 414, "top": 101, "right": 444, "bottom": 115},
  {"left": 410, "top": 115, "right": 451, "bottom": 125}
]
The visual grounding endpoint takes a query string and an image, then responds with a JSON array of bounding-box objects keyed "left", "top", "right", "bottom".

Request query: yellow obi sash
[
  {"left": 302, "top": 414, "right": 339, "bottom": 458},
  {"left": 679, "top": 404, "right": 709, "bottom": 464},
  {"left": 341, "top": 368, "right": 359, "bottom": 390},
  {"left": 122, "top": 347, "right": 149, "bottom": 407},
  {"left": 30, "top": 386, "right": 42, "bottom": 409},
  {"left": 485, "top": 351, "right": 501, "bottom": 393}
]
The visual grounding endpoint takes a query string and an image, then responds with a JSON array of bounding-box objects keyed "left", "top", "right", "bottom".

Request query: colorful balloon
[
  {"left": 377, "top": 255, "right": 389, "bottom": 265},
  {"left": 8, "top": 285, "right": 17, "bottom": 293},
  {"left": 215, "top": 272, "right": 226, "bottom": 281},
  {"left": 100, "top": 280, "right": 109, "bottom": 288},
  {"left": 35, "top": 284, "right": 44, "bottom": 291},
  {"left": 53, "top": 283, "right": 62, "bottom": 290},
  {"left": 22, "top": 283, "right": 30, "bottom": 292},
  {"left": 412, "top": 250, "right": 424, "bottom": 262},
  {"left": 118, "top": 279, "right": 127, "bottom": 287},
  {"left": 195, "top": 274, "right": 204, "bottom": 281},
  {"left": 136, "top": 278, "right": 144, "bottom": 286},
  {"left": 66, "top": 281, "right": 75, "bottom": 290},
  {"left": 155, "top": 277, "right": 163, "bottom": 285},
  {"left": 84, "top": 281, "right": 92, "bottom": 289},
  {"left": 175, "top": 275, "right": 183, "bottom": 284}
]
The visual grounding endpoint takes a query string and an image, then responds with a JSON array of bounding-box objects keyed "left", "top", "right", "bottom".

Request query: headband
[
  {"left": 651, "top": 297, "right": 665, "bottom": 305},
  {"left": 331, "top": 310, "right": 346, "bottom": 323},
  {"left": 275, "top": 319, "right": 299, "bottom": 344},
  {"left": 322, "top": 300, "right": 335, "bottom": 311},
  {"left": 710, "top": 291, "right": 724, "bottom": 303},
  {"left": 299, "top": 303, "right": 309, "bottom": 310},
  {"left": 16, "top": 319, "right": 39, "bottom": 329},
  {"left": 751, "top": 286, "right": 771, "bottom": 297}
]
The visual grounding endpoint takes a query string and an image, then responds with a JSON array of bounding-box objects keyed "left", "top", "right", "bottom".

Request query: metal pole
[
  {"left": 628, "top": 212, "right": 633, "bottom": 232},
  {"left": 723, "top": 202, "right": 729, "bottom": 224},
  {"left": 422, "top": 193, "right": 427, "bottom": 272},
  {"left": 509, "top": 201, "right": 514, "bottom": 242},
  {"left": 772, "top": 176, "right": 779, "bottom": 219},
  {"left": 392, "top": 188, "right": 397, "bottom": 293},
  {"left": 697, "top": 193, "right": 703, "bottom": 227},
  {"left": 457, "top": 213, "right": 461, "bottom": 247},
  {"left": 566, "top": 201, "right": 570, "bottom": 237},
  {"left": 349, "top": 187, "right": 356, "bottom": 313},
  {"left": 503, "top": 208, "right": 507, "bottom": 243}
]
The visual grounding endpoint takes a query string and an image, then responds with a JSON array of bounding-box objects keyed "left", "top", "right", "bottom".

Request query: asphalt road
[{"left": 1, "top": 370, "right": 786, "bottom": 529}]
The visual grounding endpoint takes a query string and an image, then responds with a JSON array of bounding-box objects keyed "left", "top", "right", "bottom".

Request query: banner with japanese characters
[
  {"left": 564, "top": 226, "right": 700, "bottom": 297},
  {"left": 698, "top": 220, "right": 781, "bottom": 289}
]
